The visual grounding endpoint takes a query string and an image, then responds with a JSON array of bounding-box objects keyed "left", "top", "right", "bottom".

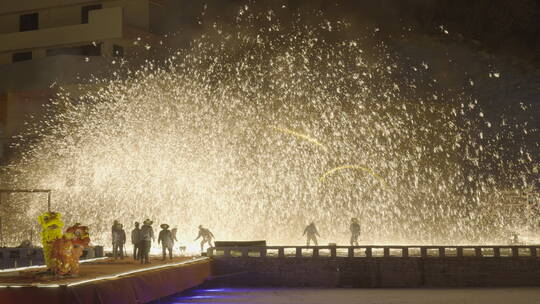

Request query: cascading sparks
[{"left": 3, "top": 11, "right": 538, "bottom": 249}]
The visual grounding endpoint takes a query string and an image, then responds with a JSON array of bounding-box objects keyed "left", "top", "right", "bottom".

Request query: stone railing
[{"left": 208, "top": 245, "right": 540, "bottom": 259}]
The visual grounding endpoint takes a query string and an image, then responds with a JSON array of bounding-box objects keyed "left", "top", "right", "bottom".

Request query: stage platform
[{"left": 0, "top": 256, "right": 211, "bottom": 304}]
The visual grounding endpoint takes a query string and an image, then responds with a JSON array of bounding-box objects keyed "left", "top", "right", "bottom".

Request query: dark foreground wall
[{"left": 210, "top": 257, "right": 540, "bottom": 288}]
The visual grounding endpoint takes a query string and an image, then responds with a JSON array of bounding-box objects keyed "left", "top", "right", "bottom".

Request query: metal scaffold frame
[{"left": 0, "top": 189, "right": 52, "bottom": 247}]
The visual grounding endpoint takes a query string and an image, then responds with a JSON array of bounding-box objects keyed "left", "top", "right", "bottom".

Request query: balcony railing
[{"left": 208, "top": 245, "right": 540, "bottom": 259}]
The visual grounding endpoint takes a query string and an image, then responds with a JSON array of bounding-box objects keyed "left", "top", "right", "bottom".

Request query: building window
[
  {"left": 12, "top": 52, "right": 32, "bottom": 62},
  {"left": 113, "top": 45, "right": 124, "bottom": 57},
  {"left": 46, "top": 44, "right": 102, "bottom": 57},
  {"left": 81, "top": 4, "right": 102, "bottom": 24},
  {"left": 19, "top": 13, "right": 39, "bottom": 31}
]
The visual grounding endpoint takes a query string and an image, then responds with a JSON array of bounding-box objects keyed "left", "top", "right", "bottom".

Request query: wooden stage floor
[
  {"left": 0, "top": 256, "right": 212, "bottom": 304},
  {"left": 0, "top": 256, "right": 196, "bottom": 286}
]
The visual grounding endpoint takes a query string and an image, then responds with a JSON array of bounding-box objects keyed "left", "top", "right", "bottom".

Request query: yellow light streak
[
  {"left": 320, "top": 165, "right": 388, "bottom": 188},
  {"left": 271, "top": 126, "right": 327, "bottom": 150}
]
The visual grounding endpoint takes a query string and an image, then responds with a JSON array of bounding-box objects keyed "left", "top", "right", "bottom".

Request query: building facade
[
  {"left": 0, "top": 0, "right": 167, "bottom": 162},
  {"left": 0, "top": 0, "right": 167, "bottom": 65}
]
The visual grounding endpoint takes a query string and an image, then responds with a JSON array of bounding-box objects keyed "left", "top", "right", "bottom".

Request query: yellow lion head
[
  {"left": 38, "top": 212, "right": 64, "bottom": 243},
  {"left": 38, "top": 212, "right": 64, "bottom": 229}
]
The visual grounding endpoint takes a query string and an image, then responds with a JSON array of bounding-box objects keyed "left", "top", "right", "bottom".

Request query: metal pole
[{"left": 47, "top": 191, "right": 51, "bottom": 212}]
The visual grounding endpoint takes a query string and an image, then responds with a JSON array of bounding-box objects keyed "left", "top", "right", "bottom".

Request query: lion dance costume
[{"left": 38, "top": 212, "right": 90, "bottom": 276}]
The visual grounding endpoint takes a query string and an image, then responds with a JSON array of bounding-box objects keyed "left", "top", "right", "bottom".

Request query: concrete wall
[
  {"left": 4, "top": 90, "right": 55, "bottom": 139},
  {"left": 120, "top": 0, "right": 150, "bottom": 31},
  {"left": 210, "top": 257, "right": 540, "bottom": 288}
]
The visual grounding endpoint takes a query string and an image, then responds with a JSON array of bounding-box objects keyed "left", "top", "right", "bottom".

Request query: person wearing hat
[
  {"left": 139, "top": 219, "right": 155, "bottom": 264},
  {"left": 194, "top": 225, "right": 215, "bottom": 253},
  {"left": 112, "top": 220, "right": 120, "bottom": 235},
  {"left": 158, "top": 224, "right": 175, "bottom": 260},
  {"left": 303, "top": 222, "right": 320, "bottom": 246},
  {"left": 131, "top": 222, "right": 141, "bottom": 260},
  {"left": 350, "top": 218, "right": 361, "bottom": 246}
]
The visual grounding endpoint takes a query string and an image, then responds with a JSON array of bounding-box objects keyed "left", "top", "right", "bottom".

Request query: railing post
[
  {"left": 494, "top": 247, "right": 500, "bottom": 258},
  {"left": 402, "top": 247, "right": 409, "bottom": 258},
  {"left": 420, "top": 247, "right": 427, "bottom": 258},
  {"left": 278, "top": 248, "right": 285, "bottom": 258},
  {"left": 313, "top": 247, "right": 319, "bottom": 258},
  {"left": 330, "top": 247, "right": 337, "bottom": 258},
  {"left": 511, "top": 247, "right": 518, "bottom": 257},
  {"left": 439, "top": 247, "right": 445, "bottom": 257},
  {"left": 260, "top": 247, "right": 267, "bottom": 258},
  {"left": 365, "top": 247, "right": 372, "bottom": 258},
  {"left": 224, "top": 249, "right": 231, "bottom": 257},
  {"left": 457, "top": 247, "right": 463, "bottom": 258},
  {"left": 296, "top": 247, "right": 302, "bottom": 258},
  {"left": 383, "top": 247, "right": 390, "bottom": 257},
  {"left": 475, "top": 247, "right": 482, "bottom": 257},
  {"left": 348, "top": 247, "right": 354, "bottom": 258},
  {"left": 242, "top": 248, "right": 249, "bottom": 257},
  {"left": 530, "top": 247, "right": 537, "bottom": 257}
]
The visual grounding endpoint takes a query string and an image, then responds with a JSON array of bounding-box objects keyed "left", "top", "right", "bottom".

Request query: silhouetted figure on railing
[
  {"left": 140, "top": 219, "right": 155, "bottom": 264},
  {"left": 511, "top": 233, "right": 520, "bottom": 245},
  {"left": 112, "top": 223, "right": 126, "bottom": 259},
  {"left": 350, "top": 218, "right": 361, "bottom": 246},
  {"left": 131, "top": 222, "right": 141, "bottom": 260},
  {"left": 195, "top": 225, "right": 214, "bottom": 252},
  {"left": 158, "top": 224, "right": 174, "bottom": 260},
  {"left": 303, "top": 222, "right": 320, "bottom": 246}
]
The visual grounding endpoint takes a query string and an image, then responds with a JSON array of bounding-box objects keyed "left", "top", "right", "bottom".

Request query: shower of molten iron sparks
[{"left": 3, "top": 11, "right": 538, "bottom": 249}]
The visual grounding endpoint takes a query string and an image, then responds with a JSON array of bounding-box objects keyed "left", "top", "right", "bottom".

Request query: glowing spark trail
[
  {"left": 319, "top": 165, "right": 389, "bottom": 188},
  {"left": 271, "top": 126, "right": 327, "bottom": 150}
]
